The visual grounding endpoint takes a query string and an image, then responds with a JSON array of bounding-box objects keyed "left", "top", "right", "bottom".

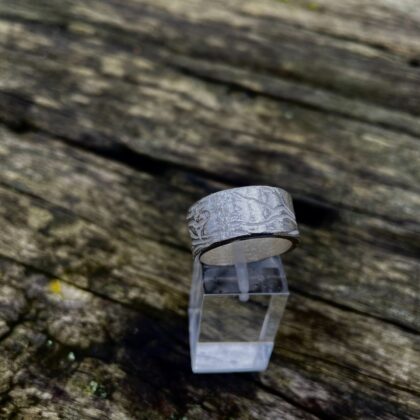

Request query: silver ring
[{"left": 187, "top": 186, "right": 299, "bottom": 265}]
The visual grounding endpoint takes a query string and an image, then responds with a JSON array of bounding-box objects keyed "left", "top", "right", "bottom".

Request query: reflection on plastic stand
[{"left": 189, "top": 242, "right": 289, "bottom": 373}]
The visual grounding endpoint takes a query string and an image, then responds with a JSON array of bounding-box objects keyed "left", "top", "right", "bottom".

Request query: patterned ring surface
[{"left": 187, "top": 186, "right": 299, "bottom": 265}]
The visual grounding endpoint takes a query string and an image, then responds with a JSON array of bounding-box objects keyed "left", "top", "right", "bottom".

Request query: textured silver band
[{"left": 187, "top": 186, "right": 299, "bottom": 265}]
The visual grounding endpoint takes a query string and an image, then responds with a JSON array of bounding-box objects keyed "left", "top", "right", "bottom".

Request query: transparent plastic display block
[{"left": 189, "top": 245, "right": 289, "bottom": 374}]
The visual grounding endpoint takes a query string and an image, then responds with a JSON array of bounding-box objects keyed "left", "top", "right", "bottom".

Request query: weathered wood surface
[{"left": 0, "top": 0, "right": 419, "bottom": 418}]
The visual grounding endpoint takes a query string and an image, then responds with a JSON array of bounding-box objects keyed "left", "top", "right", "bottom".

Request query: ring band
[{"left": 187, "top": 186, "right": 299, "bottom": 265}]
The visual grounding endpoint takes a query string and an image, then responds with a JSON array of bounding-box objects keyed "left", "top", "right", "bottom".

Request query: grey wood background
[{"left": 0, "top": 0, "right": 419, "bottom": 418}]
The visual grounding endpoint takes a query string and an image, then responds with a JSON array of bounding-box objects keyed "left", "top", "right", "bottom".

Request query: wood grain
[{"left": 0, "top": 0, "right": 419, "bottom": 418}]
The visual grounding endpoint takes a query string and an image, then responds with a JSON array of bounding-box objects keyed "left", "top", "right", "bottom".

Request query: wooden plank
[
  {"left": 0, "top": 0, "right": 419, "bottom": 418},
  {"left": 1, "top": 0, "right": 420, "bottom": 116},
  {"left": 0, "top": 24, "right": 419, "bottom": 227},
  {"left": 0, "top": 127, "right": 418, "bottom": 418},
  {"left": 0, "top": 127, "right": 418, "bottom": 331}
]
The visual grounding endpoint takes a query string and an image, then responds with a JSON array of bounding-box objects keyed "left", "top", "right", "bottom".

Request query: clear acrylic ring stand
[{"left": 189, "top": 240, "right": 289, "bottom": 374}]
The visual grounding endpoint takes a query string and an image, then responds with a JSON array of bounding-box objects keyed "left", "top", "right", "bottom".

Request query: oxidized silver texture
[{"left": 187, "top": 186, "right": 299, "bottom": 265}]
